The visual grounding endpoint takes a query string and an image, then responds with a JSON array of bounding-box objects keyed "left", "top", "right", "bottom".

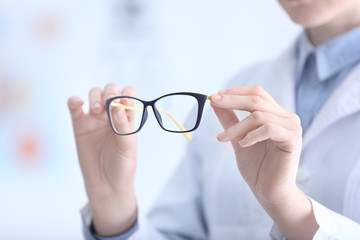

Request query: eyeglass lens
[
  {"left": 109, "top": 97, "right": 144, "bottom": 134},
  {"left": 155, "top": 94, "right": 199, "bottom": 132},
  {"left": 108, "top": 94, "right": 199, "bottom": 134}
]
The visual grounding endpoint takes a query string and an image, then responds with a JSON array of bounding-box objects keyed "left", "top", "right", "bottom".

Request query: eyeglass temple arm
[{"left": 110, "top": 102, "right": 192, "bottom": 141}]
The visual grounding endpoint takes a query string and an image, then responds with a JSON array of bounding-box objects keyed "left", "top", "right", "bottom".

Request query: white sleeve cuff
[
  {"left": 310, "top": 198, "right": 360, "bottom": 240},
  {"left": 269, "top": 198, "right": 360, "bottom": 240},
  {"left": 269, "top": 223, "right": 286, "bottom": 240}
]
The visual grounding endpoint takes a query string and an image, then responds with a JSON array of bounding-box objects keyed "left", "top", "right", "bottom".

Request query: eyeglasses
[{"left": 106, "top": 92, "right": 210, "bottom": 141}]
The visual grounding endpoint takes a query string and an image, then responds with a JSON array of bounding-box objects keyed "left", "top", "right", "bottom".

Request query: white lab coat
[{"left": 82, "top": 42, "right": 360, "bottom": 239}]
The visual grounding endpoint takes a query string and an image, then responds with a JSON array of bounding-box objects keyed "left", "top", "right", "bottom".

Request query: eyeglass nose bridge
[
  {"left": 152, "top": 105, "right": 163, "bottom": 125},
  {"left": 136, "top": 105, "right": 149, "bottom": 132},
  {"left": 143, "top": 101, "right": 188, "bottom": 135},
  {"left": 140, "top": 104, "right": 163, "bottom": 129}
]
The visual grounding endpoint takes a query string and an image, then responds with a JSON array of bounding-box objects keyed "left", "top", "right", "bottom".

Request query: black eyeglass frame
[{"left": 106, "top": 92, "right": 208, "bottom": 135}]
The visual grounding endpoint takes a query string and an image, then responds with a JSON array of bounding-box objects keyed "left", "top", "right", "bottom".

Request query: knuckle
[
  {"left": 250, "top": 96, "right": 263, "bottom": 105},
  {"left": 252, "top": 84, "right": 264, "bottom": 95},
  {"left": 252, "top": 111, "right": 263, "bottom": 122},
  {"left": 263, "top": 123, "right": 273, "bottom": 133},
  {"left": 289, "top": 112, "right": 301, "bottom": 125}
]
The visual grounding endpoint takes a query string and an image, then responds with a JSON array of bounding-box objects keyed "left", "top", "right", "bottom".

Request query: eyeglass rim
[{"left": 105, "top": 92, "right": 208, "bottom": 135}]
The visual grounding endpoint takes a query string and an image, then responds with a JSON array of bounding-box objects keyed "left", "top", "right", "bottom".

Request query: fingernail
[
  {"left": 218, "top": 89, "right": 228, "bottom": 94},
  {"left": 94, "top": 102, "right": 102, "bottom": 112},
  {"left": 211, "top": 94, "right": 222, "bottom": 101},
  {"left": 95, "top": 102, "right": 102, "bottom": 108},
  {"left": 217, "top": 132, "right": 226, "bottom": 140}
]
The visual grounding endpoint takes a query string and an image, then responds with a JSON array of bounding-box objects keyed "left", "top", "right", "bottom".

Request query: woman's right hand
[{"left": 68, "top": 83, "right": 138, "bottom": 237}]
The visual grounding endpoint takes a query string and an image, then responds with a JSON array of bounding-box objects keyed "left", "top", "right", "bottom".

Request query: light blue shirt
[
  {"left": 87, "top": 27, "right": 360, "bottom": 240},
  {"left": 296, "top": 27, "right": 360, "bottom": 133}
]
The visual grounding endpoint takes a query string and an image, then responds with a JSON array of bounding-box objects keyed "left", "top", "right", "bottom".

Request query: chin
[
  {"left": 287, "top": 12, "right": 330, "bottom": 28},
  {"left": 278, "top": 0, "right": 358, "bottom": 28},
  {"left": 281, "top": 3, "right": 339, "bottom": 28}
]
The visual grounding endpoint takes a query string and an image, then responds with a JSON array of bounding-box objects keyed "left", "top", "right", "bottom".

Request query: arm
[
  {"left": 68, "top": 84, "right": 138, "bottom": 237},
  {"left": 68, "top": 84, "right": 207, "bottom": 239},
  {"left": 80, "top": 138, "right": 207, "bottom": 240},
  {"left": 211, "top": 85, "right": 360, "bottom": 239},
  {"left": 211, "top": 85, "right": 318, "bottom": 239}
]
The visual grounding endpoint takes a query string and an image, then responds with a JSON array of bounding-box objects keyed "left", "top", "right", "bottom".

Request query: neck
[{"left": 307, "top": 4, "right": 360, "bottom": 46}]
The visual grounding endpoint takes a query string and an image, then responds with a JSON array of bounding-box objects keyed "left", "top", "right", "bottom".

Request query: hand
[
  {"left": 211, "top": 85, "right": 302, "bottom": 201},
  {"left": 210, "top": 85, "right": 318, "bottom": 239},
  {"left": 68, "top": 83, "right": 138, "bottom": 237}
]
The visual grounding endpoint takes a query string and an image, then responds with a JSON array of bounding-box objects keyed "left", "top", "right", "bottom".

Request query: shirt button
[{"left": 296, "top": 168, "right": 309, "bottom": 183}]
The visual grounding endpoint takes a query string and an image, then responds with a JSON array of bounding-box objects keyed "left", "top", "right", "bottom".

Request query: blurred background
[{"left": 0, "top": 0, "right": 300, "bottom": 239}]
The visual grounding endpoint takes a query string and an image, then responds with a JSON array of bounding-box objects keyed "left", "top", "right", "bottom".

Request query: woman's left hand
[{"left": 210, "top": 85, "right": 318, "bottom": 240}]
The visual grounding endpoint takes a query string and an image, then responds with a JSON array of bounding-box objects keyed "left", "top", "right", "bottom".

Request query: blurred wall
[{"left": 0, "top": 0, "right": 300, "bottom": 239}]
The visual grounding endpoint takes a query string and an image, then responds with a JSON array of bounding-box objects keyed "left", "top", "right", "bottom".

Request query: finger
[
  {"left": 239, "top": 123, "right": 291, "bottom": 148},
  {"left": 121, "top": 86, "right": 139, "bottom": 122},
  {"left": 212, "top": 105, "right": 239, "bottom": 130},
  {"left": 89, "top": 87, "right": 104, "bottom": 114},
  {"left": 121, "top": 86, "right": 138, "bottom": 98},
  {"left": 219, "top": 85, "right": 278, "bottom": 105},
  {"left": 110, "top": 105, "right": 133, "bottom": 134},
  {"left": 103, "top": 83, "right": 121, "bottom": 102},
  {"left": 217, "top": 111, "right": 293, "bottom": 142},
  {"left": 210, "top": 93, "right": 287, "bottom": 117},
  {"left": 68, "top": 96, "right": 84, "bottom": 121}
]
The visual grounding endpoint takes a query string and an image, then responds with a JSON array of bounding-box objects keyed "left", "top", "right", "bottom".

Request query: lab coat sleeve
[
  {"left": 310, "top": 198, "right": 360, "bottom": 239},
  {"left": 269, "top": 198, "right": 360, "bottom": 240},
  {"left": 81, "top": 140, "right": 208, "bottom": 240}
]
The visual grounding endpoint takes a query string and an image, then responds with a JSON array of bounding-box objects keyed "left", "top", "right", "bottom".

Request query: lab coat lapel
[
  {"left": 303, "top": 63, "right": 360, "bottom": 148},
  {"left": 261, "top": 45, "right": 296, "bottom": 113}
]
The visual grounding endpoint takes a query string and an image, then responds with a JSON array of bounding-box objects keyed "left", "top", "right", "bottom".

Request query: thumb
[
  {"left": 211, "top": 105, "right": 239, "bottom": 131},
  {"left": 212, "top": 105, "right": 242, "bottom": 149}
]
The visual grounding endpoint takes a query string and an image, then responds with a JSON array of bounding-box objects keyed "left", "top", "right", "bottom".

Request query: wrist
[
  {"left": 262, "top": 187, "right": 319, "bottom": 240},
  {"left": 89, "top": 185, "right": 138, "bottom": 237},
  {"left": 254, "top": 178, "right": 299, "bottom": 207}
]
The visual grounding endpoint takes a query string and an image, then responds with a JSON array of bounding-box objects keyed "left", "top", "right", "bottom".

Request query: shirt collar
[
  {"left": 296, "top": 26, "right": 360, "bottom": 82},
  {"left": 295, "top": 32, "right": 315, "bottom": 81}
]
